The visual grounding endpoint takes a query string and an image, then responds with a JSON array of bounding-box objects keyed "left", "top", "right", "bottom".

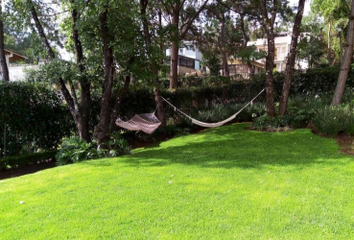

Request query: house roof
[{"left": 5, "top": 49, "right": 27, "bottom": 62}]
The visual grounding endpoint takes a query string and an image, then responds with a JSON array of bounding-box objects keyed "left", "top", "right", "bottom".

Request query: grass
[{"left": 1, "top": 123, "right": 354, "bottom": 239}]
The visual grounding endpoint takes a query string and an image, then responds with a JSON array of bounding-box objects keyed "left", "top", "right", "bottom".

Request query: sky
[{"left": 289, "top": 0, "right": 312, "bottom": 16}]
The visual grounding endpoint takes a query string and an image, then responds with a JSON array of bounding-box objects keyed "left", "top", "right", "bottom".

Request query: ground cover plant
[{"left": 1, "top": 123, "right": 354, "bottom": 239}]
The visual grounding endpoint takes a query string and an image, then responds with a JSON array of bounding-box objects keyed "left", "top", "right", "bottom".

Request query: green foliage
[
  {"left": 201, "top": 51, "right": 221, "bottom": 76},
  {"left": 0, "top": 151, "right": 56, "bottom": 171},
  {"left": 55, "top": 136, "right": 96, "bottom": 166},
  {"left": 298, "top": 14, "right": 326, "bottom": 68},
  {"left": 193, "top": 102, "right": 266, "bottom": 124},
  {"left": 25, "top": 59, "right": 78, "bottom": 85},
  {"left": 313, "top": 104, "right": 354, "bottom": 136},
  {"left": 6, "top": 0, "right": 63, "bottom": 60},
  {"left": 56, "top": 134, "right": 130, "bottom": 166},
  {"left": 0, "top": 82, "right": 74, "bottom": 156},
  {"left": 252, "top": 115, "right": 292, "bottom": 130},
  {"left": 235, "top": 45, "right": 267, "bottom": 63},
  {"left": 107, "top": 133, "right": 131, "bottom": 157},
  {"left": 258, "top": 67, "right": 354, "bottom": 98}
]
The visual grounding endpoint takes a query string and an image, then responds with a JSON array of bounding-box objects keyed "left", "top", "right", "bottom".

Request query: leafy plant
[
  {"left": 252, "top": 115, "right": 291, "bottom": 130},
  {"left": 313, "top": 104, "right": 354, "bottom": 136},
  {"left": 55, "top": 137, "right": 95, "bottom": 166},
  {"left": 56, "top": 134, "right": 130, "bottom": 166}
]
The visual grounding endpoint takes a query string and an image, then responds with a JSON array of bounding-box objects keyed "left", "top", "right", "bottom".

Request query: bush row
[
  {"left": 0, "top": 82, "right": 74, "bottom": 156},
  {"left": 250, "top": 94, "right": 354, "bottom": 137},
  {"left": 0, "top": 151, "right": 57, "bottom": 171},
  {"left": 167, "top": 67, "right": 354, "bottom": 97},
  {"left": 313, "top": 104, "right": 354, "bottom": 136}
]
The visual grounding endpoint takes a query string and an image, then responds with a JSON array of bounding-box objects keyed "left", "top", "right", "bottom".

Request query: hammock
[
  {"left": 115, "top": 112, "right": 161, "bottom": 134},
  {"left": 161, "top": 88, "right": 265, "bottom": 128},
  {"left": 115, "top": 88, "right": 265, "bottom": 133}
]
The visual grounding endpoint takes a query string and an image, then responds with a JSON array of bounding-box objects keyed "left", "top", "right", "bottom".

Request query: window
[{"left": 179, "top": 57, "right": 195, "bottom": 69}]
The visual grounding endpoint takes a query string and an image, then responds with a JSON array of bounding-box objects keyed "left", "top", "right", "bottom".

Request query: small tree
[
  {"left": 159, "top": 0, "right": 208, "bottom": 89},
  {"left": 0, "top": 2, "right": 9, "bottom": 81},
  {"left": 278, "top": 0, "right": 306, "bottom": 116},
  {"left": 332, "top": 0, "right": 354, "bottom": 106}
]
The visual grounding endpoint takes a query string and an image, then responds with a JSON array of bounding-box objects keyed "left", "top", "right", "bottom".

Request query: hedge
[{"left": 0, "top": 82, "right": 74, "bottom": 156}]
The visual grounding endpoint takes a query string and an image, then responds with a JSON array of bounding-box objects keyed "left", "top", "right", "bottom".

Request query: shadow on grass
[{"left": 87, "top": 123, "right": 354, "bottom": 169}]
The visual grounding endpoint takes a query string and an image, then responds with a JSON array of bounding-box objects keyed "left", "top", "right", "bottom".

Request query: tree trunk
[
  {"left": 265, "top": 34, "right": 276, "bottom": 117},
  {"left": 169, "top": 10, "right": 179, "bottom": 90},
  {"left": 278, "top": 0, "right": 305, "bottom": 116},
  {"left": 30, "top": 0, "right": 83, "bottom": 134},
  {"left": 71, "top": 4, "right": 91, "bottom": 142},
  {"left": 328, "top": 22, "right": 332, "bottom": 66},
  {"left": 332, "top": 0, "right": 354, "bottom": 106},
  {"left": 94, "top": 8, "right": 115, "bottom": 145},
  {"left": 221, "top": 19, "right": 229, "bottom": 76},
  {"left": 0, "top": 5, "right": 9, "bottom": 82},
  {"left": 30, "top": 2, "right": 55, "bottom": 59},
  {"left": 109, "top": 75, "right": 130, "bottom": 133},
  {"left": 140, "top": 0, "right": 166, "bottom": 126},
  {"left": 259, "top": 0, "right": 277, "bottom": 117},
  {"left": 239, "top": 14, "right": 254, "bottom": 74}
]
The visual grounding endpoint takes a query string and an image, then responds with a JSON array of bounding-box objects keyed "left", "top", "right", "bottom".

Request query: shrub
[
  {"left": 0, "top": 82, "right": 74, "bottom": 156},
  {"left": 55, "top": 137, "right": 96, "bottom": 166},
  {"left": 252, "top": 115, "right": 292, "bottom": 130},
  {"left": 286, "top": 96, "right": 317, "bottom": 128},
  {"left": 56, "top": 135, "right": 130, "bottom": 166},
  {"left": 313, "top": 105, "right": 354, "bottom": 136},
  {"left": 187, "top": 102, "right": 266, "bottom": 127},
  {"left": 0, "top": 151, "right": 57, "bottom": 171}
]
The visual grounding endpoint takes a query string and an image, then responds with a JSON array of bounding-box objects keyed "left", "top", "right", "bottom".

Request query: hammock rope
[
  {"left": 115, "top": 88, "right": 265, "bottom": 133},
  {"left": 161, "top": 88, "right": 265, "bottom": 128}
]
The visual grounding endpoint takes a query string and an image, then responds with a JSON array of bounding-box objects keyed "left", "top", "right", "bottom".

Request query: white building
[
  {"left": 0, "top": 49, "right": 32, "bottom": 81},
  {"left": 248, "top": 32, "right": 308, "bottom": 72},
  {"left": 166, "top": 41, "right": 203, "bottom": 75}
]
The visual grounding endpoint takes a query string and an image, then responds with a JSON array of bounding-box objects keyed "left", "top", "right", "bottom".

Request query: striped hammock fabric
[{"left": 115, "top": 113, "right": 161, "bottom": 134}]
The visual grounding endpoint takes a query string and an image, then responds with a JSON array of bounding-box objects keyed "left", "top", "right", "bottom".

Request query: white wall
[{"left": 6, "top": 65, "right": 38, "bottom": 82}]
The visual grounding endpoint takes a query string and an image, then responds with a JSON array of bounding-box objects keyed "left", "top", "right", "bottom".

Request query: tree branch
[{"left": 180, "top": 0, "right": 208, "bottom": 39}]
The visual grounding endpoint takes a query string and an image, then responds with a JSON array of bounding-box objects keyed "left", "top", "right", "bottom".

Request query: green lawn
[{"left": 1, "top": 123, "right": 354, "bottom": 239}]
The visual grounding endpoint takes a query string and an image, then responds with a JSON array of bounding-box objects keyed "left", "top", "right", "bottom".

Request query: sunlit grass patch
[{"left": 1, "top": 123, "right": 354, "bottom": 239}]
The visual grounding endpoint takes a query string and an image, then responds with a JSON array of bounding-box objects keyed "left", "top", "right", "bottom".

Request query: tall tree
[
  {"left": 92, "top": 6, "right": 115, "bottom": 145},
  {"left": 312, "top": 0, "right": 351, "bottom": 66},
  {"left": 252, "top": 0, "right": 291, "bottom": 117},
  {"left": 258, "top": 0, "right": 278, "bottom": 117},
  {"left": 139, "top": 0, "right": 166, "bottom": 125},
  {"left": 297, "top": 13, "right": 326, "bottom": 68},
  {"left": 278, "top": 0, "right": 306, "bottom": 116},
  {"left": 27, "top": 0, "right": 85, "bottom": 139},
  {"left": 0, "top": 1, "right": 9, "bottom": 81},
  {"left": 205, "top": 1, "right": 231, "bottom": 76},
  {"left": 68, "top": 0, "right": 91, "bottom": 142},
  {"left": 332, "top": 0, "right": 354, "bottom": 106},
  {"left": 9, "top": 0, "right": 143, "bottom": 144},
  {"left": 159, "top": 0, "right": 208, "bottom": 89}
]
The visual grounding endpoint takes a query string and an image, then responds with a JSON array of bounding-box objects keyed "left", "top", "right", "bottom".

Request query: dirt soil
[
  {"left": 0, "top": 160, "right": 56, "bottom": 181},
  {"left": 336, "top": 133, "right": 354, "bottom": 155}
]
